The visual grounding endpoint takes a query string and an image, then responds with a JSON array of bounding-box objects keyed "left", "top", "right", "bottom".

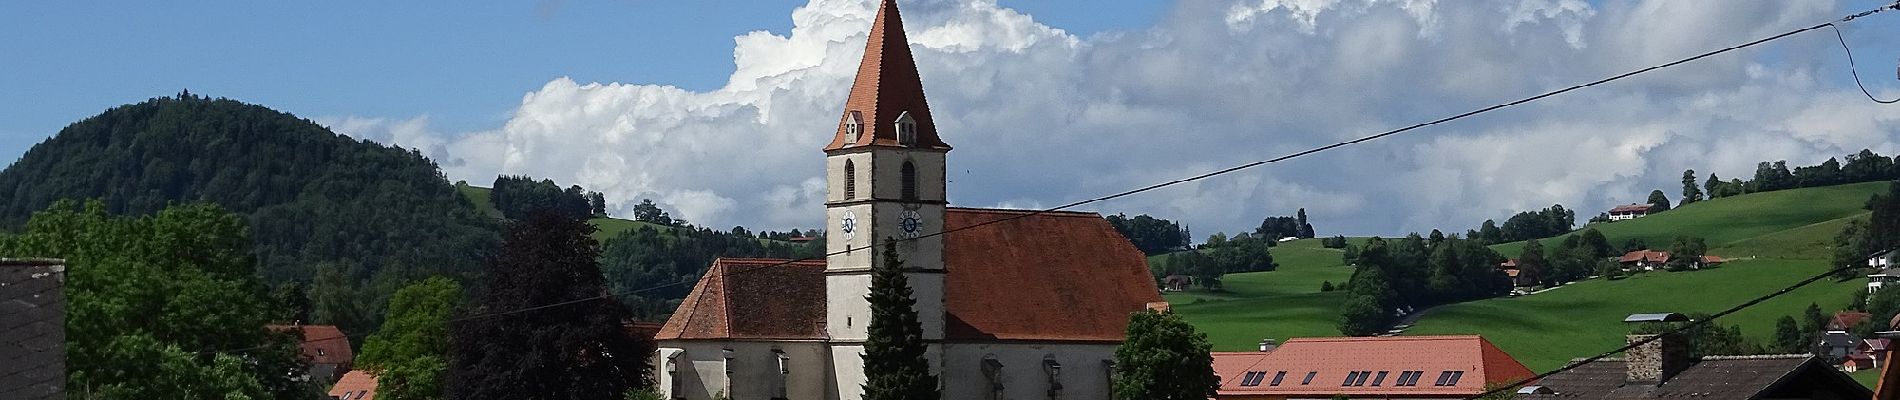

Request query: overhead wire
[{"left": 205, "top": 0, "right": 1900, "bottom": 357}]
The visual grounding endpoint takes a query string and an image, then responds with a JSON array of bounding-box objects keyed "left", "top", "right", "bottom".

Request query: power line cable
[
  {"left": 206, "top": 0, "right": 1900, "bottom": 357},
  {"left": 1830, "top": 24, "right": 1900, "bottom": 104}
]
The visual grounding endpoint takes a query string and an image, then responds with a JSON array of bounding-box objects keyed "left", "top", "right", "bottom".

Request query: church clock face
[
  {"left": 898, "top": 210, "right": 923, "bottom": 239},
  {"left": 839, "top": 210, "right": 858, "bottom": 239}
]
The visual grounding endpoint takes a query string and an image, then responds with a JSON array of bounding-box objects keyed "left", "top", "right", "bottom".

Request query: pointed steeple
[{"left": 825, "top": 0, "right": 951, "bottom": 152}]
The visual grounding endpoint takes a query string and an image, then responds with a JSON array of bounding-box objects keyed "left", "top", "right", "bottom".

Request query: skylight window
[
  {"left": 1302, "top": 371, "right": 1317, "bottom": 385},
  {"left": 1239, "top": 371, "right": 1266, "bottom": 387},
  {"left": 1434, "top": 371, "right": 1455, "bottom": 386},
  {"left": 1442, "top": 371, "right": 1465, "bottom": 386},
  {"left": 1371, "top": 371, "right": 1388, "bottom": 386},
  {"left": 1342, "top": 371, "right": 1360, "bottom": 386},
  {"left": 1269, "top": 371, "right": 1285, "bottom": 386},
  {"left": 1353, "top": 371, "right": 1371, "bottom": 386}
]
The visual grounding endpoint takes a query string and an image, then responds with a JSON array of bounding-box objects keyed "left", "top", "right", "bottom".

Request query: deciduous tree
[{"left": 1112, "top": 310, "right": 1218, "bottom": 400}]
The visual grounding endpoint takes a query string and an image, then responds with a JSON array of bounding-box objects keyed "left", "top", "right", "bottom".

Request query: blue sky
[
  {"left": 3, "top": 0, "right": 1898, "bottom": 236},
  {"left": 0, "top": 0, "right": 1165, "bottom": 156}
]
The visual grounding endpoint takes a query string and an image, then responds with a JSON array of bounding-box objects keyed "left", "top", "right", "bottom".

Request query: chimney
[
  {"left": 1258, "top": 339, "right": 1278, "bottom": 352},
  {"left": 1625, "top": 333, "right": 1690, "bottom": 384}
]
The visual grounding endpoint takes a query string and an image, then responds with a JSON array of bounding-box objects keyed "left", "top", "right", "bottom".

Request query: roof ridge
[
  {"left": 1701, "top": 354, "right": 1813, "bottom": 360},
  {"left": 946, "top": 207, "right": 1102, "bottom": 217}
]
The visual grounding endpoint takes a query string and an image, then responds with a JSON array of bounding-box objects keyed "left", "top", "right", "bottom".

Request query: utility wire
[
  {"left": 1830, "top": 24, "right": 1900, "bottom": 104},
  {"left": 206, "top": 0, "right": 1900, "bottom": 357}
]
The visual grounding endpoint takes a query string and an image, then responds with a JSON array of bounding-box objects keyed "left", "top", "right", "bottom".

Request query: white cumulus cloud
[{"left": 326, "top": 0, "right": 1900, "bottom": 238}]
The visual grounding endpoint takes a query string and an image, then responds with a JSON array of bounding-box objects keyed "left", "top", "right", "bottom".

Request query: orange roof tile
[
  {"left": 655, "top": 208, "right": 1163, "bottom": 342},
  {"left": 1212, "top": 336, "right": 1535, "bottom": 397},
  {"left": 1610, "top": 204, "right": 1654, "bottom": 213},
  {"left": 823, "top": 0, "right": 951, "bottom": 152},
  {"left": 327, "top": 370, "right": 377, "bottom": 400},
  {"left": 266, "top": 324, "right": 353, "bottom": 365}
]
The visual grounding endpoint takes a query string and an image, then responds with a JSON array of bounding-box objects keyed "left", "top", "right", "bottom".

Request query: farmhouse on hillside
[
  {"left": 1210, "top": 336, "right": 1535, "bottom": 399},
  {"left": 1615, "top": 250, "right": 1722, "bottom": 271},
  {"left": 267, "top": 324, "right": 355, "bottom": 386},
  {"left": 649, "top": 2, "right": 1164, "bottom": 399},
  {"left": 1606, "top": 204, "right": 1653, "bottom": 221}
]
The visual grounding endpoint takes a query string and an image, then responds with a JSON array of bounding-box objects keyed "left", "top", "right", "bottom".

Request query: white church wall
[
  {"left": 942, "top": 342, "right": 1118, "bottom": 400},
  {"left": 657, "top": 341, "right": 830, "bottom": 400}
]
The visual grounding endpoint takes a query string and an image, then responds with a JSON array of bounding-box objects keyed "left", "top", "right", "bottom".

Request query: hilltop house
[
  {"left": 1607, "top": 204, "right": 1654, "bottom": 221},
  {"left": 648, "top": 2, "right": 1164, "bottom": 399},
  {"left": 1210, "top": 336, "right": 1535, "bottom": 399}
]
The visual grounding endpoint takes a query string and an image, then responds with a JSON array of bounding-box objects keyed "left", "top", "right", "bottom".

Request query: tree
[
  {"left": 446, "top": 211, "right": 653, "bottom": 399},
  {"left": 1296, "top": 208, "right": 1316, "bottom": 238},
  {"left": 1706, "top": 173, "right": 1724, "bottom": 199},
  {"left": 1112, "top": 310, "right": 1218, "bottom": 400},
  {"left": 0, "top": 200, "right": 316, "bottom": 399},
  {"left": 1774, "top": 316, "right": 1806, "bottom": 354},
  {"left": 862, "top": 241, "right": 940, "bottom": 400},
  {"left": 1830, "top": 219, "right": 1873, "bottom": 279},
  {"left": 1579, "top": 229, "right": 1614, "bottom": 259},
  {"left": 1665, "top": 236, "right": 1708, "bottom": 271},
  {"left": 359, "top": 276, "right": 462, "bottom": 400},
  {"left": 1337, "top": 258, "right": 1396, "bottom": 336},
  {"left": 1517, "top": 239, "right": 1550, "bottom": 287},
  {"left": 1106, "top": 213, "right": 1190, "bottom": 255},
  {"left": 1681, "top": 169, "right": 1703, "bottom": 205},
  {"left": 631, "top": 199, "right": 675, "bottom": 225},
  {"left": 1632, "top": 314, "right": 1764, "bottom": 357},
  {"left": 1646, "top": 190, "right": 1672, "bottom": 212}
]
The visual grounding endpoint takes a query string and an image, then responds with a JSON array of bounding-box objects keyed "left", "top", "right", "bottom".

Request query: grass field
[
  {"left": 1171, "top": 182, "right": 1890, "bottom": 377},
  {"left": 1164, "top": 239, "right": 1360, "bottom": 349},
  {"left": 1489, "top": 181, "right": 1888, "bottom": 257}
]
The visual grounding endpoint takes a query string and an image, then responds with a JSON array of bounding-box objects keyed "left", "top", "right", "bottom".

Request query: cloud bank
[{"left": 323, "top": 0, "right": 1900, "bottom": 238}]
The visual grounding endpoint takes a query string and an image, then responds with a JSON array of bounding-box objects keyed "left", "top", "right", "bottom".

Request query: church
[{"left": 651, "top": 1, "right": 1165, "bottom": 399}]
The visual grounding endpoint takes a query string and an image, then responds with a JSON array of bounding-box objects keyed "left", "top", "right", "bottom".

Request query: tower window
[
  {"left": 845, "top": 111, "right": 863, "bottom": 145},
  {"left": 901, "top": 161, "right": 918, "bottom": 200},
  {"left": 844, "top": 160, "right": 857, "bottom": 200},
  {"left": 895, "top": 111, "right": 918, "bottom": 146}
]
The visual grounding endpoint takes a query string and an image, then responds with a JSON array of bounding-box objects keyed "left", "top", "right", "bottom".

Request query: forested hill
[{"left": 0, "top": 94, "right": 499, "bottom": 324}]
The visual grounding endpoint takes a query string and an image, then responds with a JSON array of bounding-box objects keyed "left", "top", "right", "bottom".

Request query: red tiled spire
[{"left": 824, "top": 0, "right": 951, "bottom": 152}]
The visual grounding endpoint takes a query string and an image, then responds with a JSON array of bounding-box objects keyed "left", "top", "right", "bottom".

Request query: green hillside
[
  {"left": 1174, "top": 182, "right": 1888, "bottom": 373},
  {"left": 454, "top": 184, "right": 787, "bottom": 244},
  {"left": 1164, "top": 239, "right": 1361, "bottom": 349},
  {"left": 1489, "top": 182, "right": 1888, "bottom": 257}
]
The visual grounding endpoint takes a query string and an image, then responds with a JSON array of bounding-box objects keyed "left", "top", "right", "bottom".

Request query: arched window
[
  {"left": 895, "top": 111, "right": 918, "bottom": 146},
  {"left": 901, "top": 161, "right": 918, "bottom": 200},
  {"left": 844, "top": 160, "right": 857, "bottom": 200}
]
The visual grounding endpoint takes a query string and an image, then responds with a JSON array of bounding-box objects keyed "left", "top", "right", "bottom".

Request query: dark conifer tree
[
  {"left": 862, "top": 240, "right": 939, "bottom": 400},
  {"left": 446, "top": 210, "right": 653, "bottom": 399}
]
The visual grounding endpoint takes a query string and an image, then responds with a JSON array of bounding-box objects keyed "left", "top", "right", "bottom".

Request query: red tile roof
[
  {"left": 1212, "top": 336, "right": 1535, "bottom": 398},
  {"left": 1610, "top": 204, "right": 1654, "bottom": 213},
  {"left": 1618, "top": 250, "right": 1670, "bottom": 264},
  {"left": 1834, "top": 312, "right": 1873, "bottom": 331},
  {"left": 941, "top": 207, "right": 1164, "bottom": 341},
  {"left": 327, "top": 370, "right": 377, "bottom": 400},
  {"left": 267, "top": 324, "right": 353, "bottom": 365},
  {"left": 656, "top": 208, "right": 1162, "bottom": 342},
  {"left": 654, "top": 258, "right": 829, "bottom": 341},
  {"left": 823, "top": 0, "right": 951, "bottom": 152}
]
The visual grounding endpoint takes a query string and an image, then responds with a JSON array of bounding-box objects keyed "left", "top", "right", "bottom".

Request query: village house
[
  {"left": 1614, "top": 250, "right": 1722, "bottom": 271},
  {"left": 1518, "top": 315, "right": 1869, "bottom": 399},
  {"left": 267, "top": 324, "right": 354, "bottom": 385},
  {"left": 1606, "top": 204, "right": 1653, "bottom": 221},
  {"left": 1209, "top": 336, "right": 1535, "bottom": 400},
  {"left": 327, "top": 370, "right": 376, "bottom": 400},
  {"left": 1871, "top": 267, "right": 1900, "bottom": 293},
  {"left": 1497, "top": 259, "right": 1531, "bottom": 289},
  {"left": 649, "top": 2, "right": 1164, "bottom": 399}
]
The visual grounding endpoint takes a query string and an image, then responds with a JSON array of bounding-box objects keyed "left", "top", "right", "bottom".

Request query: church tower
[{"left": 823, "top": 0, "right": 949, "bottom": 397}]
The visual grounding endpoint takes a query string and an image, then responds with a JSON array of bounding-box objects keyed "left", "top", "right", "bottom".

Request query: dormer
[
  {"left": 844, "top": 111, "right": 864, "bottom": 145},
  {"left": 895, "top": 111, "right": 917, "bottom": 146}
]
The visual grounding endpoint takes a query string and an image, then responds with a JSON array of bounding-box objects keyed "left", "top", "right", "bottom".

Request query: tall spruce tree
[
  {"left": 1681, "top": 169, "right": 1703, "bottom": 205},
  {"left": 862, "top": 241, "right": 939, "bottom": 400}
]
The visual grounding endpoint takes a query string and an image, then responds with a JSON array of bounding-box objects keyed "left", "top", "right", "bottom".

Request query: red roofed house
[
  {"left": 1210, "top": 336, "right": 1534, "bottom": 399},
  {"left": 267, "top": 324, "right": 354, "bottom": 385},
  {"left": 650, "top": 2, "right": 1164, "bottom": 399},
  {"left": 1608, "top": 204, "right": 1654, "bottom": 221},
  {"left": 327, "top": 370, "right": 376, "bottom": 400},
  {"left": 1617, "top": 250, "right": 1670, "bottom": 270}
]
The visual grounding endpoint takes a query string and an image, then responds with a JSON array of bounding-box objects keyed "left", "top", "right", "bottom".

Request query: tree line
[
  {"left": 1337, "top": 233, "right": 1513, "bottom": 336},
  {"left": 1465, "top": 204, "right": 1575, "bottom": 245},
  {"left": 489, "top": 175, "right": 606, "bottom": 220}
]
